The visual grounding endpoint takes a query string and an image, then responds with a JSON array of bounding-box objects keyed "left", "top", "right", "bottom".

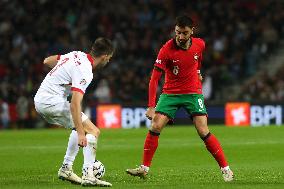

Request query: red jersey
[{"left": 154, "top": 37, "right": 205, "bottom": 94}]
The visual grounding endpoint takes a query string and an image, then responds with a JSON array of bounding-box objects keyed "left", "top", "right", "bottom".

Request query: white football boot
[
  {"left": 81, "top": 167, "right": 112, "bottom": 187},
  {"left": 221, "top": 167, "right": 234, "bottom": 182},
  {"left": 58, "top": 164, "right": 82, "bottom": 184},
  {"left": 126, "top": 165, "right": 148, "bottom": 179}
]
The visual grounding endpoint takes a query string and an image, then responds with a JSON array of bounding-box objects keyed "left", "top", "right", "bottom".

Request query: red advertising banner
[
  {"left": 225, "top": 102, "right": 250, "bottom": 126},
  {"left": 96, "top": 105, "right": 122, "bottom": 128}
]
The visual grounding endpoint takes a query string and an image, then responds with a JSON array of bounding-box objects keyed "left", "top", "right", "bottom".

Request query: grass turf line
[{"left": 0, "top": 126, "right": 284, "bottom": 189}]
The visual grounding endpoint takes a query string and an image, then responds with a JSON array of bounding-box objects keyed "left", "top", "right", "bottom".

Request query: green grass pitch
[{"left": 0, "top": 126, "right": 284, "bottom": 189}]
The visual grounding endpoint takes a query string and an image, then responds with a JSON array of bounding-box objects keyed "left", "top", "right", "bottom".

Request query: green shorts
[{"left": 155, "top": 94, "right": 207, "bottom": 120}]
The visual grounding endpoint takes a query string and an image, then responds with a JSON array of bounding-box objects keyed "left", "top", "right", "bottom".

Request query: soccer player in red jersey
[{"left": 126, "top": 15, "right": 234, "bottom": 182}]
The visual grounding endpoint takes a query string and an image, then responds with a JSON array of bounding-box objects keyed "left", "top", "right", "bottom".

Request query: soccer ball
[{"left": 93, "top": 160, "right": 105, "bottom": 179}]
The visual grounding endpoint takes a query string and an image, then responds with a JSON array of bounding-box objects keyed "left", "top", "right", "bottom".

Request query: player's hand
[
  {"left": 198, "top": 73, "right": 203, "bottom": 81},
  {"left": 146, "top": 107, "right": 155, "bottom": 120},
  {"left": 78, "top": 133, "right": 87, "bottom": 147}
]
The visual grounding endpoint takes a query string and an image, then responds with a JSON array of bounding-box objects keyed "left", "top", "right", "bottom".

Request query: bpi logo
[
  {"left": 225, "top": 103, "right": 282, "bottom": 127},
  {"left": 250, "top": 105, "right": 282, "bottom": 127},
  {"left": 96, "top": 105, "right": 121, "bottom": 128},
  {"left": 225, "top": 103, "right": 250, "bottom": 126}
]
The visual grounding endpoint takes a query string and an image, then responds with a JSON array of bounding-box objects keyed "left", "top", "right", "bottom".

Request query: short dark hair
[
  {"left": 90, "top": 37, "right": 114, "bottom": 57},
  {"left": 175, "top": 15, "right": 194, "bottom": 28}
]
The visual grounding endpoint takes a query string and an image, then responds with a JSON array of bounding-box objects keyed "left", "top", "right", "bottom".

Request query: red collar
[{"left": 87, "top": 54, "right": 94, "bottom": 65}]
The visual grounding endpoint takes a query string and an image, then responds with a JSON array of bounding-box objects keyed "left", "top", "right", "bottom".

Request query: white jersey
[{"left": 34, "top": 51, "right": 93, "bottom": 105}]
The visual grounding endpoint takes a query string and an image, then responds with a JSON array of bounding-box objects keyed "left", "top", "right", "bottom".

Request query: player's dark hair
[
  {"left": 175, "top": 15, "right": 194, "bottom": 28},
  {"left": 90, "top": 37, "right": 114, "bottom": 57}
]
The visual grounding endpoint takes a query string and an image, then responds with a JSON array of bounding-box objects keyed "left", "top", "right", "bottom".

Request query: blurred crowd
[
  {"left": 0, "top": 0, "right": 283, "bottom": 128},
  {"left": 239, "top": 64, "right": 284, "bottom": 102}
]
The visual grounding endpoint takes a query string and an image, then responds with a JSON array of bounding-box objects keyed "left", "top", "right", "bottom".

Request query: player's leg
[
  {"left": 81, "top": 116, "right": 112, "bottom": 187},
  {"left": 34, "top": 102, "right": 82, "bottom": 184},
  {"left": 184, "top": 94, "right": 233, "bottom": 181},
  {"left": 143, "top": 113, "right": 169, "bottom": 167},
  {"left": 58, "top": 129, "right": 82, "bottom": 184},
  {"left": 126, "top": 113, "right": 169, "bottom": 178},
  {"left": 60, "top": 114, "right": 100, "bottom": 170},
  {"left": 81, "top": 118, "right": 99, "bottom": 175},
  {"left": 61, "top": 129, "right": 79, "bottom": 167},
  {"left": 193, "top": 115, "right": 233, "bottom": 182},
  {"left": 126, "top": 94, "right": 178, "bottom": 178},
  {"left": 56, "top": 103, "right": 82, "bottom": 184}
]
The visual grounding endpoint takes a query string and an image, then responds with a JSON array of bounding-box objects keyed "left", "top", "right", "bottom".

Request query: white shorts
[{"left": 34, "top": 101, "right": 88, "bottom": 129}]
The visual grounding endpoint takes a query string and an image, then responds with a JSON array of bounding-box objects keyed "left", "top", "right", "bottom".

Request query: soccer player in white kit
[{"left": 34, "top": 38, "right": 114, "bottom": 187}]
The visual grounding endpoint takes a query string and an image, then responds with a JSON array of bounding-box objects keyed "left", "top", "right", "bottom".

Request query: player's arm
[
  {"left": 43, "top": 55, "right": 60, "bottom": 68},
  {"left": 198, "top": 39, "right": 206, "bottom": 81},
  {"left": 70, "top": 91, "right": 87, "bottom": 147},
  {"left": 146, "top": 45, "right": 167, "bottom": 120},
  {"left": 146, "top": 66, "right": 163, "bottom": 120}
]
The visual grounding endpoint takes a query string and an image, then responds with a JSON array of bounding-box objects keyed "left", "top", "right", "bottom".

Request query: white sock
[
  {"left": 62, "top": 130, "right": 80, "bottom": 167},
  {"left": 83, "top": 134, "right": 97, "bottom": 175}
]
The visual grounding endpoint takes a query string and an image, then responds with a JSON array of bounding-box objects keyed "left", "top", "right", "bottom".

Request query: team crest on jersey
[
  {"left": 194, "top": 53, "right": 199, "bottom": 61},
  {"left": 80, "top": 79, "right": 87, "bottom": 85}
]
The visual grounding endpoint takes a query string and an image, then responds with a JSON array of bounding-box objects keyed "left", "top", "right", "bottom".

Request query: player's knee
[
  {"left": 196, "top": 127, "right": 209, "bottom": 138},
  {"left": 151, "top": 122, "right": 163, "bottom": 133},
  {"left": 91, "top": 127, "right": 100, "bottom": 137},
  {"left": 87, "top": 123, "right": 100, "bottom": 137},
  {"left": 95, "top": 127, "right": 101, "bottom": 136}
]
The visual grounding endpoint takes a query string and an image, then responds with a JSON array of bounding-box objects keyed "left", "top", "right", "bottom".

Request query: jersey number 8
[{"left": 198, "top": 98, "right": 204, "bottom": 109}]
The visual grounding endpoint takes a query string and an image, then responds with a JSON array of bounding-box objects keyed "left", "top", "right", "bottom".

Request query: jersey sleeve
[
  {"left": 148, "top": 68, "right": 163, "bottom": 107},
  {"left": 154, "top": 45, "right": 168, "bottom": 70},
  {"left": 198, "top": 39, "right": 206, "bottom": 71},
  {"left": 71, "top": 68, "right": 92, "bottom": 95}
]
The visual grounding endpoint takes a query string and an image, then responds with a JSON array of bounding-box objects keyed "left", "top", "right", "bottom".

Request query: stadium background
[
  {"left": 0, "top": 0, "right": 283, "bottom": 129},
  {"left": 1, "top": 1, "right": 284, "bottom": 189}
]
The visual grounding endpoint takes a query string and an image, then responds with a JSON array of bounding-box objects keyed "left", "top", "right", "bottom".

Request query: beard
[
  {"left": 178, "top": 39, "right": 187, "bottom": 45},
  {"left": 176, "top": 37, "right": 190, "bottom": 49},
  {"left": 178, "top": 38, "right": 189, "bottom": 46}
]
